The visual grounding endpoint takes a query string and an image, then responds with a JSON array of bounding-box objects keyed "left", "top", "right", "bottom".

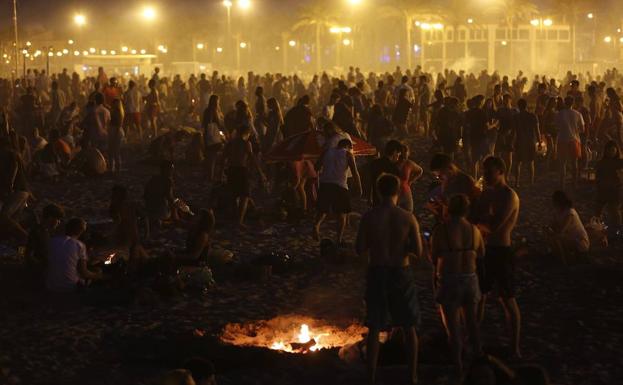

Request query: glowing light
[
  {"left": 330, "top": 26, "right": 351, "bottom": 34},
  {"left": 26, "top": 41, "right": 31, "bottom": 47},
  {"left": 275, "top": 46, "right": 280, "bottom": 51},
  {"left": 89, "top": 47, "right": 96, "bottom": 53},
  {"left": 420, "top": 23, "right": 431, "bottom": 30},
  {"left": 141, "top": 6, "right": 157, "bottom": 21},
  {"left": 587, "top": 13, "right": 594, "bottom": 19},
  {"left": 433, "top": 23, "right": 444, "bottom": 30},
  {"left": 604, "top": 36, "right": 612, "bottom": 43},
  {"left": 619, "top": 37, "right": 623, "bottom": 43},
  {"left": 239, "top": 42, "right": 247, "bottom": 48},
  {"left": 74, "top": 14, "right": 86, "bottom": 26},
  {"left": 68, "top": 39, "right": 74, "bottom": 45},
  {"left": 196, "top": 43, "right": 205, "bottom": 50},
  {"left": 238, "top": 0, "right": 251, "bottom": 10},
  {"left": 199, "top": 65, "right": 207, "bottom": 71},
  {"left": 74, "top": 50, "right": 80, "bottom": 56},
  {"left": 618, "top": 28, "right": 622, "bottom": 33},
  {"left": 131, "top": 49, "right": 137, "bottom": 54},
  {"left": 101, "top": 50, "right": 107, "bottom": 55},
  {"left": 288, "top": 40, "right": 296, "bottom": 47},
  {"left": 342, "top": 38, "right": 351, "bottom": 46},
  {"left": 467, "top": 18, "right": 474, "bottom": 24},
  {"left": 157, "top": 45, "right": 165, "bottom": 51},
  {"left": 347, "top": 0, "right": 363, "bottom": 6},
  {"left": 223, "top": 0, "right": 233, "bottom": 8},
  {"left": 62, "top": 49, "right": 69, "bottom": 54},
  {"left": 530, "top": 19, "right": 539, "bottom": 26},
  {"left": 413, "top": 44, "right": 420, "bottom": 52},
  {"left": 56, "top": 51, "right": 63, "bottom": 56},
  {"left": 543, "top": 19, "right": 553, "bottom": 27},
  {"left": 415, "top": 21, "right": 421, "bottom": 26},
  {"left": 140, "top": 49, "right": 146, "bottom": 54},
  {"left": 121, "top": 46, "right": 129, "bottom": 52},
  {"left": 501, "top": 40, "right": 508, "bottom": 46},
  {"left": 2, "top": 54, "right": 6, "bottom": 58},
  {"left": 82, "top": 50, "right": 89, "bottom": 56},
  {"left": 216, "top": 47, "right": 223, "bottom": 53},
  {"left": 21, "top": 49, "right": 27, "bottom": 54},
  {"left": 48, "top": 52, "right": 54, "bottom": 57},
  {"left": 110, "top": 50, "right": 117, "bottom": 55}
]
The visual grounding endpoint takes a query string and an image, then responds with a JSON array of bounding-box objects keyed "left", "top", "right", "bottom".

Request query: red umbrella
[{"left": 265, "top": 130, "right": 377, "bottom": 162}]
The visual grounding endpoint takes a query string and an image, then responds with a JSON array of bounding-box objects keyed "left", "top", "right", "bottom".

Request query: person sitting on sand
[
  {"left": 46, "top": 218, "right": 103, "bottom": 292},
  {"left": 183, "top": 357, "right": 218, "bottom": 385},
  {"left": 356, "top": 174, "right": 422, "bottom": 385},
  {"left": 144, "top": 161, "right": 178, "bottom": 233},
  {"left": 70, "top": 139, "right": 107, "bottom": 177},
  {"left": 25, "top": 203, "right": 65, "bottom": 280},
  {"left": 181, "top": 209, "right": 215, "bottom": 265},
  {"left": 547, "top": 190, "right": 590, "bottom": 264},
  {"left": 432, "top": 194, "right": 484, "bottom": 375}
]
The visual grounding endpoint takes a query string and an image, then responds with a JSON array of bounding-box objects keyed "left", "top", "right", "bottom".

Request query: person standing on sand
[
  {"left": 313, "top": 138, "right": 361, "bottom": 244},
  {"left": 477, "top": 156, "right": 522, "bottom": 359},
  {"left": 555, "top": 96, "right": 584, "bottom": 188},
  {"left": 356, "top": 174, "right": 422, "bottom": 385},
  {"left": 222, "top": 125, "right": 267, "bottom": 228}
]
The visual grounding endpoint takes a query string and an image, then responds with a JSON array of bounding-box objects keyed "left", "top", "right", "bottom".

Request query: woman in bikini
[{"left": 431, "top": 194, "right": 484, "bottom": 375}]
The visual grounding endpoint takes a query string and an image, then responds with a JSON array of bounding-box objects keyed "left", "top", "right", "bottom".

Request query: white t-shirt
[
  {"left": 556, "top": 208, "right": 590, "bottom": 251},
  {"left": 555, "top": 108, "right": 584, "bottom": 143},
  {"left": 125, "top": 88, "right": 143, "bottom": 113},
  {"left": 46, "top": 236, "right": 88, "bottom": 292},
  {"left": 320, "top": 147, "right": 350, "bottom": 189}
]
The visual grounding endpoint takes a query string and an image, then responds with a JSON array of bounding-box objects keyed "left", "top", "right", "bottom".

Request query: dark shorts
[
  {"left": 317, "top": 183, "right": 351, "bottom": 214},
  {"left": 365, "top": 266, "right": 420, "bottom": 330},
  {"left": 481, "top": 246, "right": 515, "bottom": 297},
  {"left": 227, "top": 166, "right": 250, "bottom": 198}
]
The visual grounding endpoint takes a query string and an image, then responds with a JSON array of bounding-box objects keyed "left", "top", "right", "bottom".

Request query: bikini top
[{"left": 442, "top": 223, "right": 476, "bottom": 254}]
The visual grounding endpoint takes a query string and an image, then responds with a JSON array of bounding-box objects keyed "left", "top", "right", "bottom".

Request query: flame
[
  {"left": 221, "top": 316, "right": 367, "bottom": 354},
  {"left": 104, "top": 253, "right": 115, "bottom": 265}
]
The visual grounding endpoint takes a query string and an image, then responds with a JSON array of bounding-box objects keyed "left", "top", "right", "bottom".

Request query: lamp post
[
  {"left": 330, "top": 26, "right": 351, "bottom": 69},
  {"left": 223, "top": 1, "right": 232, "bottom": 66},
  {"left": 12, "top": 0, "right": 19, "bottom": 78}
]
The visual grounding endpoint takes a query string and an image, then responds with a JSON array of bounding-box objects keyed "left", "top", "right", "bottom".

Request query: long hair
[
  {"left": 267, "top": 97, "right": 284, "bottom": 126},
  {"left": 203, "top": 95, "right": 222, "bottom": 127}
]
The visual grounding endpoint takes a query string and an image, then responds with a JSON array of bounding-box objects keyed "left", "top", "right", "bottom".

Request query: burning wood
[{"left": 220, "top": 315, "right": 367, "bottom": 354}]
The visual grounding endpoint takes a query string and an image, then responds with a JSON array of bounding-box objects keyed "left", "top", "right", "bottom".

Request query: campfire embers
[{"left": 220, "top": 316, "right": 367, "bottom": 354}]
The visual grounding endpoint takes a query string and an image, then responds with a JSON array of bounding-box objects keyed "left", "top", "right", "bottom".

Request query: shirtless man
[
  {"left": 223, "top": 125, "right": 266, "bottom": 228},
  {"left": 356, "top": 174, "right": 423, "bottom": 385},
  {"left": 477, "top": 156, "right": 521, "bottom": 358}
]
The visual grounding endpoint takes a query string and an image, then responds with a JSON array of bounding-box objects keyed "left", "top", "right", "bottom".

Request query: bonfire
[{"left": 220, "top": 315, "right": 367, "bottom": 354}]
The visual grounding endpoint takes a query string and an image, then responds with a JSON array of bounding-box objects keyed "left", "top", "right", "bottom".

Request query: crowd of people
[{"left": 2, "top": 62, "right": 621, "bottom": 385}]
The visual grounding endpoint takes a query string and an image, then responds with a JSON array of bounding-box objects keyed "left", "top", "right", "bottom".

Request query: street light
[
  {"left": 543, "top": 19, "right": 553, "bottom": 27},
  {"left": 467, "top": 18, "right": 474, "bottom": 24},
  {"left": 288, "top": 40, "right": 296, "bottom": 47},
  {"left": 604, "top": 36, "right": 612, "bottom": 43},
  {"left": 530, "top": 19, "right": 539, "bottom": 26},
  {"left": 121, "top": 46, "right": 129, "bottom": 52},
  {"left": 240, "top": 42, "right": 247, "bottom": 48},
  {"left": 196, "top": 43, "right": 205, "bottom": 50},
  {"left": 74, "top": 14, "right": 86, "bottom": 26},
  {"left": 141, "top": 6, "right": 157, "bottom": 21},
  {"left": 68, "top": 39, "right": 74, "bottom": 45},
  {"left": 342, "top": 38, "right": 351, "bottom": 46},
  {"left": 216, "top": 47, "right": 223, "bottom": 53},
  {"left": 238, "top": 0, "right": 251, "bottom": 10},
  {"left": 89, "top": 47, "right": 96, "bottom": 53},
  {"left": 587, "top": 13, "right": 594, "bottom": 19},
  {"left": 347, "top": 0, "right": 363, "bottom": 6}
]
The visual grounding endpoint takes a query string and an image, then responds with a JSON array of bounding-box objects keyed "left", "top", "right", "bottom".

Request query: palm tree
[
  {"left": 291, "top": 2, "right": 338, "bottom": 73},
  {"left": 487, "top": 0, "right": 539, "bottom": 72},
  {"left": 379, "top": 0, "right": 440, "bottom": 69}
]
